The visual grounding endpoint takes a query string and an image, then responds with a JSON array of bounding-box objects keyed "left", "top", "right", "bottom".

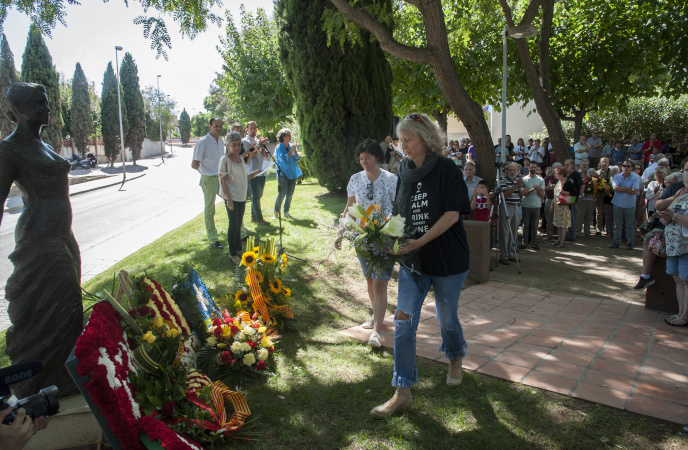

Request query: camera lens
[{"left": 15, "top": 386, "right": 59, "bottom": 419}]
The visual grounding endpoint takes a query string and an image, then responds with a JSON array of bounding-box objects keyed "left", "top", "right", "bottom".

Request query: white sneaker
[
  {"left": 368, "top": 331, "right": 381, "bottom": 348},
  {"left": 361, "top": 316, "right": 374, "bottom": 329}
]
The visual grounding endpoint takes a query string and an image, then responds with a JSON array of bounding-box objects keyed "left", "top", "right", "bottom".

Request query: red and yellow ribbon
[
  {"left": 210, "top": 381, "right": 251, "bottom": 430},
  {"left": 246, "top": 267, "right": 270, "bottom": 323}
]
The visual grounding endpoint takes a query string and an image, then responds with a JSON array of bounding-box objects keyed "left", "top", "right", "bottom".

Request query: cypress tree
[
  {"left": 276, "top": 0, "right": 393, "bottom": 192},
  {"left": 70, "top": 63, "right": 92, "bottom": 156},
  {"left": 0, "top": 33, "right": 19, "bottom": 138},
  {"left": 101, "top": 62, "right": 127, "bottom": 166},
  {"left": 120, "top": 53, "right": 145, "bottom": 164},
  {"left": 179, "top": 108, "right": 191, "bottom": 144},
  {"left": 20, "top": 24, "right": 63, "bottom": 152}
]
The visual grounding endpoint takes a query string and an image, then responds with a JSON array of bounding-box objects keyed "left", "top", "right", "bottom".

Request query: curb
[{"left": 3, "top": 173, "right": 147, "bottom": 214}]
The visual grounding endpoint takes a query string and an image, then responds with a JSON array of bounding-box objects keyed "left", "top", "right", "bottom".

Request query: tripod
[
  {"left": 493, "top": 164, "right": 522, "bottom": 274},
  {"left": 263, "top": 144, "right": 307, "bottom": 263}
]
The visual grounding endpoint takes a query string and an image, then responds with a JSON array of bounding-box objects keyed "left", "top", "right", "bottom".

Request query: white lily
[
  {"left": 347, "top": 203, "right": 367, "bottom": 220},
  {"left": 381, "top": 214, "right": 406, "bottom": 237},
  {"left": 339, "top": 215, "right": 364, "bottom": 233}
]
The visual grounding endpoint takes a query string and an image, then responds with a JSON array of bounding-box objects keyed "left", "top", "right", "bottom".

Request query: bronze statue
[{"left": 0, "top": 83, "right": 81, "bottom": 397}]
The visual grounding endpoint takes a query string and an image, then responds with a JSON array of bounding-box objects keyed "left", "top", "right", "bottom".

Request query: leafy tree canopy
[
  {"left": 0, "top": 0, "right": 223, "bottom": 59},
  {"left": 120, "top": 52, "right": 146, "bottom": 163},
  {"left": 218, "top": 5, "right": 293, "bottom": 131},
  {"left": 178, "top": 108, "right": 191, "bottom": 144},
  {"left": 70, "top": 62, "right": 93, "bottom": 155},
  {"left": 142, "top": 85, "right": 175, "bottom": 140},
  {"left": 0, "top": 33, "right": 19, "bottom": 137}
]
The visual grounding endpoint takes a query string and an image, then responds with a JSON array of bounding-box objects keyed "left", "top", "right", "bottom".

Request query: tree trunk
[
  {"left": 329, "top": 0, "right": 497, "bottom": 184},
  {"left": 500, "top": 0, "right": 570, "bottom": 163},
  {"left": 432, "top": 108, "right": 448, "bottom": 137}
]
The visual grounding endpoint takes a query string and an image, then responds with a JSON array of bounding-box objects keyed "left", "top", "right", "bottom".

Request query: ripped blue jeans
[{"left": 392, "top": 267, "right": 469, "bottom": 388}]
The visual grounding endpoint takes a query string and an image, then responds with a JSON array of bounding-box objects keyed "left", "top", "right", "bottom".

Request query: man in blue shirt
[{"left": 611, "top": 160, "right": 641, "bottom": 250}]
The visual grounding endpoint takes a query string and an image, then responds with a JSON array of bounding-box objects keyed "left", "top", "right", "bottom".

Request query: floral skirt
[{"left": 553, "top": 203, "right": 571, "bottom": 228}]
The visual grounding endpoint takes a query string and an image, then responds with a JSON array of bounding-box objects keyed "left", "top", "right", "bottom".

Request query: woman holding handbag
[{"left": 551, "top": 166, "right": 572, "bottom": 248}]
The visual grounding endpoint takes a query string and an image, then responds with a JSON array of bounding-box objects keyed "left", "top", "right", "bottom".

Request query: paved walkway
[{"left": 341, "top": 281, "right": 687, "bottom": 425}]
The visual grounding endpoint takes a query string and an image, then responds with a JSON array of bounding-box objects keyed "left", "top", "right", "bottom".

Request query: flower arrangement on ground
[
  {"left": 230, "top": 236, "right": 295, "bottom": 330},
  {"left": 74, "top": 271, "right": 257, "bottom": 449},
  {"left": 196, "top": 309, "right": 278, "bottom": 386},
  {"left": 339, "top": 203, "right": 406, "bottom": 277}
]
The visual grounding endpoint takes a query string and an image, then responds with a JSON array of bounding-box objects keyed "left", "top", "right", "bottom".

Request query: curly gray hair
[
  {"left": 396, "top": 113, "right": 446, "bottom": 157},
  {"left": 225, "top": 131, "right": 242, "bottom": 143}
]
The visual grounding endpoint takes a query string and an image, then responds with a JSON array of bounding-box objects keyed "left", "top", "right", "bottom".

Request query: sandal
[
  {"left": 666, "top": 316, "right": 688, "bottom": 327},
  {"left": 230, "top": 255, "right": 241, "bottom": 265},
  {"left": 664, "top": 314, "right": 679, "bottom": 323}
]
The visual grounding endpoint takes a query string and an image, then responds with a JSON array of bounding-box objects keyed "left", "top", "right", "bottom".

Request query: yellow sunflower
[
  {"left": 241, "top": 251, "right": 258, "bottom": 267},
  {"left": 281, "top": 253, "right": 288, "bottom": 269},
  {"left": 245, "top": 271, "right": 264, "bottom": 286},
  {"left": 252, "top": 246, "right": 259, "bottom": 252},
  {"left": 261, "top": 253, "right": 276, "bottom": 264},
  {"left": 235, "top": 290, "right": 250, "bottom": 304},
  {"left": 269, "top": 278, "right": 282, "bottom": 293},
  {"left": 282, "top": 287, "right": 291, "bottom": 297}
]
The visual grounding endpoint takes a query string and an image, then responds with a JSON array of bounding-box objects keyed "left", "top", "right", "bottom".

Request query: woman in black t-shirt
[{"left": 370, "top": 113, "right": 471, "bottom": 419}]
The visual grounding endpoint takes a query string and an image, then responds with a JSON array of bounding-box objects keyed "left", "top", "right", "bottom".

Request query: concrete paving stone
[
  {"left": 546, "top": 293, "right": 576, "bottom": 301},
  {"left": 596, "top": 304, "right": 630, "bottom": 314},
  {"left": 528, "top": 305, "right": 564, "bottom": 315},
  {"left": 522, "top": 370, "right": 577, "bottom": 395},
  {"left": 571, "top": 297, "right": 602, "bottom": 304},
  {"left": 484, "top": 281, "right": 506, "bottom": 288},
  {"left": 508, "top": 342, "right": 553, "bottom": 358},
  {"left": 521, "top": 334, "right": 565, "bottom": 348},
  {"left": 536, "top": 359, "right": 587, "bottom": 379},
  {"left": 591, "top": 357, "right": 641, "bottom": 376},
  {"left": 419, "top": 333, "right": 443, "bottom": 347},
  {"left": 491, "top": 330, "right": 526, "bottom": 340},
  {"left": 494, "top": 351, "right": 543, "bottom": 369},
  {"left": 633, "top": 380, "right": 688, "bottom": 404},
  {"left": 544, "top": 349, "right": 595, "bottom": 367},
  {"left": 513, "top": 292, "right": 546, "bottom": 302},
  {"left": 537, "top": 322, "right": 578, "bottom": 333},
  {"left": 501, "top": 302, "right": 533, "bottom": 312},
  {"left": 524, "top": 287, "right": 550, "bottom": 296},
  {"left": 462, "top": 355, "right": 489, "bottom": 371},
  {"left": 569, "top": 329, "right": 614, "bottom": 341},
  {"left": 466, "top": 343, "right": 502, "bottom": 360},
  {"left": 604, "top": 340, "right": 648, "bottom": 356},
  {"left": 580, "top": 369, "right": 636, "bottom": 393},
  {"left": 511, "top": 318, "right": 545, "bottom": 328},
  {"left": 530, "top": 328, "right": 568, "bottom": 339},
  {"left": 639, "top": 366, "right": 688, "bottom": 385},
  {"left": 515, "top": 312, "right": 556, "bottom": 324},
  {"left": 555, "top": 341, "right": 600, "bottom": 356},
  {"left": 628, "top": 395, "right": 688, "bottom": 425},
  {"left": 643, "top": 354, "right": 687, "bottom": 374},
  {"left": 555, "top": 311, "right": 591, "bottom": 322},
  {"left": 590, "top": 310, "right": 627, "bottom": 320},
  {"left": 572, "top": 383, "right": 629, "bottom": 410},
  {"left": 478, "top": 361, "right": 531, "bottom": 383},
  {"left": 416, "top": 342, "right": 444, "bottom": 361},
  {"left": 563, "top": 306, "right": 598, "bottom": 316},
  {"left": 500, "top": 284, "right": 529, "bottom": 291},
  {"left": 470, "top": 334, "right": 517, "bottom": 349}
]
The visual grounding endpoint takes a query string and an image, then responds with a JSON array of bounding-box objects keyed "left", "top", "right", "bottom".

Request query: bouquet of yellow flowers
[
  {"left": 230, "top": 237, "right": 295, "bottom": 330},
  {"left": 339, "top": 203, "right": 406, "bottom": 278}
]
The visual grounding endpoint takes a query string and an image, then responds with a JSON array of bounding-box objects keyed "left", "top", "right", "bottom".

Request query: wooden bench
[
  {"left": 464, "top": 220, "right": 490, "bottom": 284},
  {"left": 646, "top": 257, "right": 679, "bottom": 314}
]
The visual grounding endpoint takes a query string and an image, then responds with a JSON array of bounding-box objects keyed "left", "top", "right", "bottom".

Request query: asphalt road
[{"left": 0, "top": 148, "right": 209, "bottom": 332}]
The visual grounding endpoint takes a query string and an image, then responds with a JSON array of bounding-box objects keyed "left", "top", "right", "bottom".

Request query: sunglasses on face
[
  {"left": 405, "top": 114, "right": 423, "bottom": 122},
  {"left": 622, "top": 165, "right": 632, "bottom": 168},
  {"left": 367, "top": 183, "right": 373, "bottom": 200}
]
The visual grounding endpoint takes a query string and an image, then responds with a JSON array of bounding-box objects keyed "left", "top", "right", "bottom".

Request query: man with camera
[
  {"left": 243, "top": 121, "right": 270, "bottom": 225},
  {"left": 0, "top": 407, "right": 48, "bottom": 449},
  {"left": 498, "top": 162, "right": 524, "bottom": 265}
]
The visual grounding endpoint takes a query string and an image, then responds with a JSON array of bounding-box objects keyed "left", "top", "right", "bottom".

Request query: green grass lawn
[{"left": 4, "top": 177, "right": 686, "bottom": 448}]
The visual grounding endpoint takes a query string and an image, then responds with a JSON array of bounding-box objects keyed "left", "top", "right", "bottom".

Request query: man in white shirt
[
  {"left": 574, "top": 135, "right": 590, "bottom": 165},
  {"left": 642, "top": 156, "right": 669, "bottom": 183},
  {"left": 192, "top": 117, "right": 225, "bottom": 249},
  {"left": 529, "top": 138, "right": 545, "bottom": 166},
  {"left": 243, "top": 121, "right": 270, "bottom": 225}
]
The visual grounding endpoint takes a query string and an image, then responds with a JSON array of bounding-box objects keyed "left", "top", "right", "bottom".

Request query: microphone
[{"left": 0, "top": 360, "right": 43, "bottom": 396}]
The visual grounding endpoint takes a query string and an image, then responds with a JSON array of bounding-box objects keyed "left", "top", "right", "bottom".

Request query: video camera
[{"left": 0, "top": 360, "right": 59, "bottom": 424}]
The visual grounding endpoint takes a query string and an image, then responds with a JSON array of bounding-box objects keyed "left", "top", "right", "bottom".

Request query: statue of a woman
[{"left": 0, "top": 83, "right": 82, "bottom": 397}]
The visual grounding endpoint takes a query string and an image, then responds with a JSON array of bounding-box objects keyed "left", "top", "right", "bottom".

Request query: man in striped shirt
[{"left": 498, "top": 162, "right": 524, "bottom": 265}]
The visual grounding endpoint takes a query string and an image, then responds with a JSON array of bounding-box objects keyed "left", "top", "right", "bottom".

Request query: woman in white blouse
[
  {"left": 337, "top": 139, "right": 398, "bottom": 348},
  {"left": 219, "top": 132, "right": 261, "bottom": 265}
]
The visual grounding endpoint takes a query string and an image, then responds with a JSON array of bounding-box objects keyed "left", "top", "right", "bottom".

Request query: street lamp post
[
  {"left": 115, "top": 46, "right": 126, "bottom": 186},
  {"left": 500, "top": 24, "right": 539, "bottom": 166},
  {"left": 157, "top": 75, "right": 164, "bottom": 163}
]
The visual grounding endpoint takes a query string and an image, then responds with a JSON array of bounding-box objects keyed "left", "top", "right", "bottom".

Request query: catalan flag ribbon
[
  {"left": 247, "top": 267, "right": 270, "bottom": 323},
  {"left": 210, "top": 381, "right": 251, "bottom": 430}
]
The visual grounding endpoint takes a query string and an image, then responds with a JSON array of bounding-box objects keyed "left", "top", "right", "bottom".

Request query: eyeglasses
[
  {"left": 405, "top": 114, "right": 423, "bottom": 122},
  {"left": 622, "top": 165, "right": 632, "bottom": 168},
  {"left": 366, "top": 183, "right": 373, "bottom": 200}
]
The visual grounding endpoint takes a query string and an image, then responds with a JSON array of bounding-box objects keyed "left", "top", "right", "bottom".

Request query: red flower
[
  {"left": 256, "top": 361, "right": 266, "bottom": 371},
  {"left": 222, "top": 309, "right": 232, "bottom": 323},
  {"left": 161, "top": 401, "right": 174, "bottom": 417},
  {"left": 225, "top": 317, "right": 235, "bottom": 325},
  {"left": 221, "top": 351, "right": 232, "bottom": 364},
  {"left": 247, "top": 341, "right": 256, "bottom": 349},
  {"left": 268, "top": 347, "right": 274, "bottom": 353},
  {"left": 213, "top": 318, "right": 223, "bottom": 327},
  {"left": 213, "top": 326, "right": 222, "bottom": 337},
  {"left": 230, "top": 326, "right": 239, "bottom": 335}
]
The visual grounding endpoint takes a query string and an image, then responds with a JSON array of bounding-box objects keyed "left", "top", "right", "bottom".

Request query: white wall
[{"left": 446, "top": 100, "right": 544, "bottom": 144}]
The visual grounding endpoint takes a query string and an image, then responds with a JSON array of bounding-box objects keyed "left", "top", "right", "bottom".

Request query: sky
[{"left": 3, "top": 0, "right": 275, "bottom": 117}]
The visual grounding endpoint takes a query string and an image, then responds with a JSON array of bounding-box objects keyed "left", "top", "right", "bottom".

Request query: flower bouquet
[
  {"left": 339, "top": 203, "right": 406, "bottom": 278},
  {"left": 196, "top": 310, "right": 278, "bottom": 386},
  {"left": 594, "top": 176, "right": 613, "bottom": 199},
  {"left": 230, "top": 236, "right": 295, "bottom": 331}
]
